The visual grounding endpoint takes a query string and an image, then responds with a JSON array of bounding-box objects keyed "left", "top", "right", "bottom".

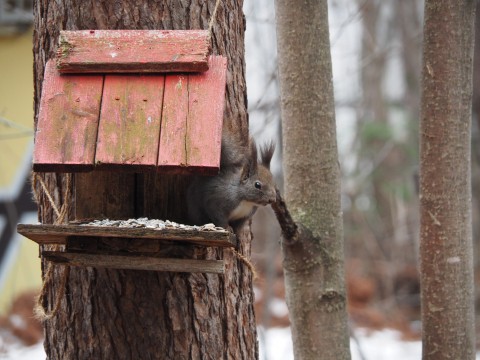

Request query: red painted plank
[
  {"left": 33, "top": 60, "right": 103, "bottom": 172},
  {"left": 185, "top": 56, "right": 227, "bottom": 174},
  {"left": 95, "top": 74, "right": 165, "bottom": 171},
  {"left": 157, "top": 56, "right": 227, "bottom": 174},
  {"left": 157, "top": 74, "right": 189, "bottom": 171},
  {"left": 57, "top": 30, "right": 210, "bottom": 73}
]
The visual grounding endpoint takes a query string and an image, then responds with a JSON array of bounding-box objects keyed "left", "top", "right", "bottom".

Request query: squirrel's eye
[{"left": 254, "top": 181, "right": 262, "bottom": 189}]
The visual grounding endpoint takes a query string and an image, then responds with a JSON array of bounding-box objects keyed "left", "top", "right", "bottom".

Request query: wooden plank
[
  {"left": 185, "top": 56, "right": 227, "bottom": 174},
  {"left": 95, "top": 74, "right": 165, "bottom": 171},
  {"left": 67, "top": 236, "right": 99, "bottom": 252},
  {"left": 157, "top": 74, "right": 189, "bottom": 171},
  {"left": 42, "top": 251, "right": 224, "bottom": 273},
  {"left": 68, "top": 237, "right": 160, "bottom": 253},
  {"left": 138, "top": 174, "right": 191, "bottom": 222},
  {"left": 33, "top": 59, "right": 103, "bottom": 172},
  {"left": 66, "top": 236, "right": 209, "bottom": 255},
  {"left": 17, "top": 224, "right": 237, "bottom": 247},
  {"left": 75, "top": 172, "right": 136, "bottom": 219},
  {"left": 156, "top": 56, "right": 226, "bottom": 174},
  {"left": 56, "top": 30, "right": 210, "bottom": 73}
]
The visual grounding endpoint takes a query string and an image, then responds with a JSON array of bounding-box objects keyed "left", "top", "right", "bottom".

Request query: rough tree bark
[
  {"left": 420, "top": 1, "right": 476, "bottom": 359},
  {"left": 274, "top": 0, "right": 351, "bottom": 359},
  {"left": 33, "top": 1, "right": 257, "bottom": 359}
]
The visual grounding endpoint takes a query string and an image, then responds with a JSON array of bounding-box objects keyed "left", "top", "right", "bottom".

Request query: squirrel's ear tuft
[
  {"left": 248, "top": 139, "right": 259, "bottom": 176},
  {"left": 260, "top": 141, "right": 275, "bottom": 169}
]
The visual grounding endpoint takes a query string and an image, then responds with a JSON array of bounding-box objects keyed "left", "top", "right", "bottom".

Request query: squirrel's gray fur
[{"left": 187, "top": 135, "right": 276, "bottom": 234}]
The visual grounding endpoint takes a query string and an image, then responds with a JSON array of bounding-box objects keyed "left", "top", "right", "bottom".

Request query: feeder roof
[{"left": 33, "top": 30, "right": 226, "bottom": 175}]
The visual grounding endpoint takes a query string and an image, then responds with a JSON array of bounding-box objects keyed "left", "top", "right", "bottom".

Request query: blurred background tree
[{"left": 419, "top": 1, "right": 476, "bottom": 358}]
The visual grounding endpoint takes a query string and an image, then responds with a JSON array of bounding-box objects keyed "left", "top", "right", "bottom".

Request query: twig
[{"left": 271, "top": 188, "right": 298, "bottom": 245}]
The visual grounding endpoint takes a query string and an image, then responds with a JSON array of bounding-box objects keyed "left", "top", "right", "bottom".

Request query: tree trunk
[
  {"left": 274, "top": 0, "right": 350, "bottom": 359},
  {"left": 33, "top": 1, "right": 257, "bottom": 359},
  {"left": 420, "top": 1, "right": 476, "bottom": 359},
  {"left": 472, "top": 0, "right": 480, "bottom": 271}
]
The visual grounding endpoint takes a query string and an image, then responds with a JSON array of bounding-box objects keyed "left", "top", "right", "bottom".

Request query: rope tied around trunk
[
  {"left": 32, "top": 173, "right": 71, "bottom": 321},
  {"left": 231, "top": 248, "right": 258, "bottom": 279},
  {"left": 208, "top": 0, "right": 222, "bottom": 36}
]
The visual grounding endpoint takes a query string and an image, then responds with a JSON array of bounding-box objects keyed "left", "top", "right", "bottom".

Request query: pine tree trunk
[
  {"left": 274, "top": 0, "right": 351, "bottom": 359},
  {"left": 33, "top": 1, "right": 257, "bottom": 359},
  {"left": 420, "top": 1, "right": 476, "bottom": 359}
]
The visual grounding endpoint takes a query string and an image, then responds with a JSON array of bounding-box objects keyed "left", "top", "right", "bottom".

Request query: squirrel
[{"left": 187, "top": 135, "right": 277, "bottom": 234}]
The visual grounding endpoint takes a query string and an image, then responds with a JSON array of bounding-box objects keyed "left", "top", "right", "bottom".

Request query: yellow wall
[
  {"left": 0, "top": 29, "right": 34, "bottom": 186},
  {"left": 0, "top": 223, "right": 41, "bottom": 314},
  {"left": 0, "top": 28, "right": 41, "bottom": 315}
]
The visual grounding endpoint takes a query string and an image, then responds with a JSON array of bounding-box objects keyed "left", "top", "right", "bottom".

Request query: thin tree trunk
[
  {"left": 420, "top": 1, "right": 476, "bottom": 359},
  {"left": 274, "top": 0, "right": 350, "bottom": 359},
  {"left": 472, "top": 0, "right": 480, "bottom": 270},
  {"left": 33, "top": 1, "right": 257, "bottom": 359}
]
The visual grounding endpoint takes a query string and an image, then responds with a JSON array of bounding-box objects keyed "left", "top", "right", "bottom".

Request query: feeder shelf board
[
  {"left": 17, "top": 221, "right": 236, "bottom": 274},
  {"left": 42, "top": 252, "right": 225, "bottom": 274},
  {"left": 17, "top": 223, "right": 237, "bottom": 248},
  {"left": 34, "top": 54, "right": 227, "bottom": 174}
]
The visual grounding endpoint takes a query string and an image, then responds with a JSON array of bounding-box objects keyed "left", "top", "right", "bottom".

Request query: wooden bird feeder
[{"left": 19, "top": 30, "right": 232, "bottom": 273}]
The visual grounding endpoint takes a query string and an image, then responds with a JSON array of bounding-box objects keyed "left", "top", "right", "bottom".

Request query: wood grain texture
[
  {"left": 56, "top": 30, "right": 211, "bottom": 73},
  {"left": 157, "top": 56, "right": 226, "bottom": 174},
  {"left": 43, "top": 251, "right": 224, "bottom": 273},
  {"left": 33, "top": 57, "right": 226, "bottom": 174},
  {"left": 17, "top": 223, "right": 237, "bottom": 247},
  {"left": 157, "top": 74, "right": 189, "bottom": 170},
  {"left": 74, "top": 172, "right": 136, "bottom": 219},
  {"left": 67, "top": 236, "right": 165, "bottom": 254},
  {"left": 33, "top": 60, "right": 103, "bottom": 172},
  {"left": 185, "top": 56, "right": 226, "bottom": 173},
  {"left": 95, "top": 74, "right": 165, "bottom": 171}
]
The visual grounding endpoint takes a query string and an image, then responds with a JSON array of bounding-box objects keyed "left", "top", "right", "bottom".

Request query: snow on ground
[
  {"left": 1, "top": 327, "right": 480, "bottom": 359},
  {"left": 259, "top": 326, "right": 480, "bottom": 360},
  {"left": 350, "top": 328, "right": 421, "bottom": 360},
  {"left": 0, "top": 327, "right": 44, "bottom": 360},
  {"left": 0, "top": 342, "right": 44, "bottom": 360},
  {"left": 258, "top": 326, "right": 423, "bottom": 360}
]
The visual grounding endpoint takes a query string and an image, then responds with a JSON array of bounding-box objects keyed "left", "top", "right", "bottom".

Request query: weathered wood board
[
  {"left": 56, "top": 30, "right": 211, "bottom": 73},
  {"left": 42, "top": 252, "right": 224, "bottom": 273},
  {"left": 185, "top": 56, "right": 226, "bottom": 172},
  {"left": 74, "top": 172, "right": 136, "bottom": 220},
  {"left": 17, "top": 223, "right": 237, "bottom": 247},
  {"left": 66, "top": 236, "right": 165, "bottom": 253},
  {"left": 33, "top": 56, "right": 226, "bottom": 174},
  {"left": 95, "top": 74, "right": 165, "bottom": 171},
  {"left": 158, "top": 56, "right": 227, "bottom": 174},
  {"left": 33, "top": 60, "right": 103, "bottom": 172},
  {"left": 157, "top": 74, "right": 189, "bottom": 170}
]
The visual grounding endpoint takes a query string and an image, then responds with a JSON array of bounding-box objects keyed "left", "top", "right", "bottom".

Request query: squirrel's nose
[{"left": 268, "top": 190, "right": 277, "bottom": 204}]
